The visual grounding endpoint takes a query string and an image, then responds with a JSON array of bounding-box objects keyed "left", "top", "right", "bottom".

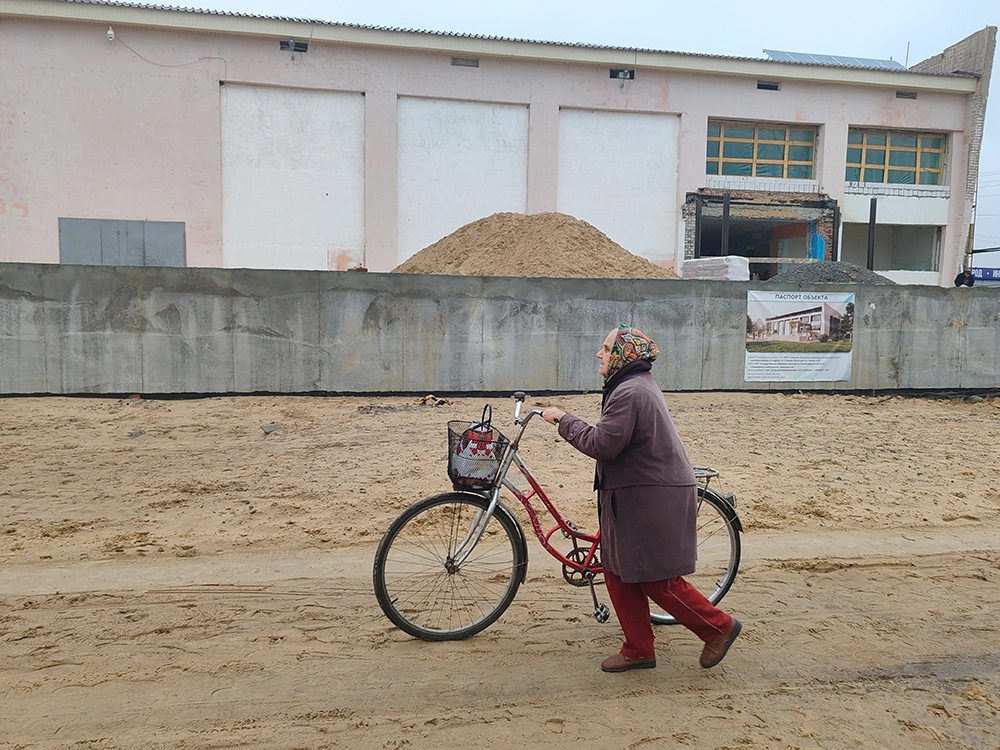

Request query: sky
[{"left": 189, "top": 0, "right": 999, "bottom": 257}]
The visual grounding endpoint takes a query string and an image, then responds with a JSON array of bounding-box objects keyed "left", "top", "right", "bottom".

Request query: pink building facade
[{"left": 0, "top": 1, "right": 994, "bottom": 286}]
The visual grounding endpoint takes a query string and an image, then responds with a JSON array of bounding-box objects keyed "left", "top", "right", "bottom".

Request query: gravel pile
[{"left": 769, "top": 261, "right": 896, "bottom": 285}]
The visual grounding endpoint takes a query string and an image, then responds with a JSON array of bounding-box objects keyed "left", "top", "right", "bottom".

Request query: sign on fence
[{"left": 745, "top": 291, "right": 855, "bottom": 382}]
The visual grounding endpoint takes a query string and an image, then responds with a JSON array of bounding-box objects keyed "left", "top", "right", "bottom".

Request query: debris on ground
[{"left": 414, "top": 394, "right": 450, "bottom": 406}]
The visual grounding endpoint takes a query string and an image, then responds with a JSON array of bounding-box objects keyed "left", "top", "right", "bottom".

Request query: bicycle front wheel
[
  {"left": 650, "top": 486, "right": 741, "bottom": 626},
  {"left": 373, "top": 492, "right": 527, "bottom": 641}
]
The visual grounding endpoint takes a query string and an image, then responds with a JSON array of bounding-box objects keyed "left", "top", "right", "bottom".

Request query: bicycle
[{"left": 373, "top": 392, "right": 743, "bottom": 641}]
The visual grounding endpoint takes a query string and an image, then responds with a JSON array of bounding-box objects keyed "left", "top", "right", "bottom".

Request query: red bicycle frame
[{"left": 498, "top": 446, "right": 604, "bottom": 575}]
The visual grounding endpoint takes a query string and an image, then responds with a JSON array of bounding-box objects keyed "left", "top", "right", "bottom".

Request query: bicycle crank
[{"left": 584, "top": 572, "right": 612, "bottom": 623}]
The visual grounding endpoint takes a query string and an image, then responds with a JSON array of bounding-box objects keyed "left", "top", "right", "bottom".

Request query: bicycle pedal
[
  {"left": 561, "top": 519, "right": 578, "bottom": 539},
  {"left": 593, "top": 604, "right": 611, "bottom": 623}
]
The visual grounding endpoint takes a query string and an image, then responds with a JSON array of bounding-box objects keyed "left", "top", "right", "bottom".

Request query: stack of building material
[{"left": 682, "top": 256, "right": 750, "bottom": 281}]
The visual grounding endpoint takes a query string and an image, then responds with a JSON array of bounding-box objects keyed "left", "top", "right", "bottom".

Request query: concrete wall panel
[
  {"left": 0, "top": 268, "right": 47, "bottom": 393},
  {"left": 137, "top": 268, "right": 237, "bottom": 393}
]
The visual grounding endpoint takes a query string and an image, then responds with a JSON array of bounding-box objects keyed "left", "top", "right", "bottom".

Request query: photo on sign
[{"left": 746, "top": 299, "right": 854, "bottom": 353}]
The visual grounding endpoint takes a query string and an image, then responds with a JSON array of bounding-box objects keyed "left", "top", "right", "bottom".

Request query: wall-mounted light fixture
[
  {"left": 107, "top": 26, "right": 115, "bottom": 41},
  {"left": 279, "top": 38, "right": 308, "bottom": 53}
]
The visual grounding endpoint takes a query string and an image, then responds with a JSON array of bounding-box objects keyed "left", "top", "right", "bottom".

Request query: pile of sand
[{"left": 392, "top": 212, "right": 680, "bottom": 279}]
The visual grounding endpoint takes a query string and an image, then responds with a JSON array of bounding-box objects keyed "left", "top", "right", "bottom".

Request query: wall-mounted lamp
[
  {"left": 279, "top": 38, "right": 309, "bottom": 53},
  {"left": 107, "top": 26, "right": 115, "bottom": 41}
]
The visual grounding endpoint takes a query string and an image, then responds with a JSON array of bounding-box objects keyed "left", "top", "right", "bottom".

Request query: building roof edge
[{"left": 1, "top": 0, "right": 980, "bottom": 93}]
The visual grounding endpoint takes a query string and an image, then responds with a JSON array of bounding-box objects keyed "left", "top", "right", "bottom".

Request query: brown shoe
[
  {"left": 601, "top": 652, "right": 656, "bottom": 672},
  {"left": 699, "top": 618, "right": 742, "bottom": 669}
]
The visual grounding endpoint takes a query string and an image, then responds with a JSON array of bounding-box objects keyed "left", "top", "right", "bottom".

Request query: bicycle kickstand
[{"left": 585, "top": 573, "right": 611, "bottom": 623}]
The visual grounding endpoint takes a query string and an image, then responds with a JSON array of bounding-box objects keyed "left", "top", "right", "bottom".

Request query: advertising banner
[{"left": 745, "top": 291, "right": 855, "bottom": 382}]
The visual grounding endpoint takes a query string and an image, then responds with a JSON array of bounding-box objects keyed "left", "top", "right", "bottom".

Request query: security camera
[{"left": 108, "top": 26, "right": 115, "bottom": 41}]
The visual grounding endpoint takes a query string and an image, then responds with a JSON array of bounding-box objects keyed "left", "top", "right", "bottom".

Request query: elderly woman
[{"left": 542, "top": 325, "right": 741, "bottom": 672}]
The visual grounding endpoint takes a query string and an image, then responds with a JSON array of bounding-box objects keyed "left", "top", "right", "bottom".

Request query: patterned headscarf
[{"left": 605, "top": 324, "right": 658, "bottom": 381}]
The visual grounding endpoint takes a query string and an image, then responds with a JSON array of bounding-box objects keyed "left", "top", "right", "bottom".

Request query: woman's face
[{"left": 597, "top": 331, "right": 616, "bottom": 378}]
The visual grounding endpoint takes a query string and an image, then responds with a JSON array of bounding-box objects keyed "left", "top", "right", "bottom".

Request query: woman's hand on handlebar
[{"left": 541, "top": 407, "right": 566, "bottom": 425}]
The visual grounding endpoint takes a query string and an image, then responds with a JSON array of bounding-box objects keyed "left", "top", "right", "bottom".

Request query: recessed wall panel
[
  {"left": 397, "top": 98, "right": 528, "bottom": 265},
  {"left": 221, "top": 85, "right": 365, "bottom": 270},
  {"left": 557, "top": 109, "right": 680, "bottom": 267}
]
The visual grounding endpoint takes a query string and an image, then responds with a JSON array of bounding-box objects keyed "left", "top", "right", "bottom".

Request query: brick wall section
[{"left": 912, "top": 27, "right": 997, "bottom": 205}]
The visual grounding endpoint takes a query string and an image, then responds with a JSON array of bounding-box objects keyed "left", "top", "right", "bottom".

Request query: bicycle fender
[{"left": 699, "top": 486, "right": 744, "bottom": 534}]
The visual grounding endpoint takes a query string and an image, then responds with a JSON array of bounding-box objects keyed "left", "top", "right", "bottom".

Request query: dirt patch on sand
[
  {"left": 2, "top": 391, "right": 999, "bottom": 748},
  {"left": 392, "top": 211, "right": 680, "bottom": 279}
]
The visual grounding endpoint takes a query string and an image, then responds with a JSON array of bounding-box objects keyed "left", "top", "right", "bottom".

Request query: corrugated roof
[{"left": 48, "top": 0, "right": 976, "bottom": 78}]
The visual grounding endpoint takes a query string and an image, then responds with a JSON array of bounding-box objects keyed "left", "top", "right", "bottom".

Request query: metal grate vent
[
  {"left": 757, "top": 80, "right": 780, "bottom": 91},
  {"left": 451, "top": 57, "right": 480, "bottom": 68},
  {"left": 610, "top": 68, "right": 635, "bottom": 80},
  {"left": 895, "top": 90, "right": 918, "bottom": 100},
  {"left": 280, "top": 39, "right": 309, "bottom": 53}
]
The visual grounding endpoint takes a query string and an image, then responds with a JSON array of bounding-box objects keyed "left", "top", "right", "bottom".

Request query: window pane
[
  {"left": 845, "top": 166, "right": 861, "bottom": 181},
  {"left": 920, "top": 152, "right": 941, "bottom": 169},
  {"left": 846, "top": 147, "right": 862, "bottom": 164},
  {"left": 919, "top": 171, "right": 941, "bottom": 185},
  {"left": 920, "top": 136, "right": 943, "bottom": 150},
  {"left": 866, "top": 133, "right": 887, "bottom": 146},
  {"left": 890, "top": 134, "right": 917, "bottom": 148},
  {"left": 724, "top": 125, "right": 754, "bottom": 139},
  {"left": 708, "top": 124, "right": 721, "bottom": 137},
  {"left": 888, "top": 169, "right": 915, "bottom": 184},
  {"left": 707, "top": 141, "right": 720, "bottom": 158},
  {"left": 723, "top": 141, "right": 754, "bottom": 159},
  {"left": 757, "top": 143, "right": 784, "bottom": 160},
  {"left": 788, "top": 164, "right": 813, "bottom": 179},
  {"left": 788, "top": 145, "right": 814, "bottom": 162},
  {"left": 755, "top": 163, "right": 783, "bottom": 177},
  {"left": 721, "top": 161, "right": 753, "bottom": 176},
  {"left": 790, "top": 129, "right": 815, "bottom": 143},
  {"left": 889, "top": 150, "right": 917, "bottom": 167},
  {"left": 864, "top": 167, "right": 884, "bottom": 182},
  {"left": 865, "top": 149, "right": 885, "bottom": 165},
  {"left": 758, "top": 128, "right": 786, "bottom": 141},
  {"left": 848, "top": 131, "right": 864, "bottom": 144},
  {"left": 706, "top": 160, "right": 719, "bottom": 175}
]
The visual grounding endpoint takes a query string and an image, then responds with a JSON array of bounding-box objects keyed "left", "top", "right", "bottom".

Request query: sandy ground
[{"left": 2, "top": 390, "right": 999, "bottom": 749}]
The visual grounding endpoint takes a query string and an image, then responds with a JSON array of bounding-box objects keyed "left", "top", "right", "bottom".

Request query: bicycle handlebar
[{"left": 511, "top": 391, "right": 543, "bottom": 427}]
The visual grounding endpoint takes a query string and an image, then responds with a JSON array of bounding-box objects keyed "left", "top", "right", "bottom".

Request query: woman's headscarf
[{"left": 605, "top": 324, "right": 658, "bottom": 381}]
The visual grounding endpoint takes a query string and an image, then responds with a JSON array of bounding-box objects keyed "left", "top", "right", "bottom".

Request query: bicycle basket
[{"left": 447, "top": 405, "right": 509, "bottom": 491}]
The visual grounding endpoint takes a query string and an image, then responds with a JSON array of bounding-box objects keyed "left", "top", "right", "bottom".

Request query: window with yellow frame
[
  {"left": 706, "top": 121, "right": 817, "bottom": 179},
  {"left": 845, "top": 130, "right": 945, "bottom": 185}
]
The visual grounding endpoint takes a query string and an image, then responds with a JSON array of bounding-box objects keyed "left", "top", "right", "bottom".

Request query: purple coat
[{"left": 557, "top": 364, "right": 698, "bottom": 583}]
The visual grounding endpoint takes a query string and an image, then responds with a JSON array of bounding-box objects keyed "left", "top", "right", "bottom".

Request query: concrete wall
[{"left": 2, "top": 263, "right": 998, "bottom": 395}]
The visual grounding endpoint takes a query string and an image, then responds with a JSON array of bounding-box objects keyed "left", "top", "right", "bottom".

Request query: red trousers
[{"left": 604, "top": 570, "right": 732, "bottom": 660}]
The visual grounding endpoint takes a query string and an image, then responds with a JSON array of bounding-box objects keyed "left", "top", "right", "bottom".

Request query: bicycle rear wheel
[
  {"left": 373, "top": 492, "right": 527, "bottom": 641},
  {"left": 650, "top": 486, "right": 741, "bottom": 625}
]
